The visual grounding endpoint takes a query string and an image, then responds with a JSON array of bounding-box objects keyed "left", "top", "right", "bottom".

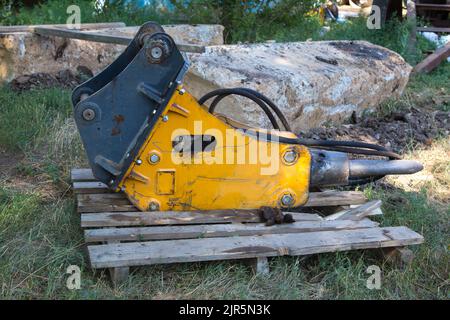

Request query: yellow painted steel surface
[{"left": 118, "top": 87, "right": 311, "bottom": 211}]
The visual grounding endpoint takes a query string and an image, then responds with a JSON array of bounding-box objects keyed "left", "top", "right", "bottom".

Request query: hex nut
[{"left": 281, "top": 194, "right": 295, "bottom": 207}]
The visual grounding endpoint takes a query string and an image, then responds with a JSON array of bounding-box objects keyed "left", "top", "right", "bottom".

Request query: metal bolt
[
  {"left": 149, "top": 201, "right": 160, "bottom": 211},
  {"left": 281, "top": 194, "right": 294, "bottom": 207},
  {"left": 82, "top": 108, "right": 96, "bottom": 121},
  {"left": 136, "top": 159, "right": 142, "bottom": 165},
  {"left": 109, "top": 179, "right": 115, "bottom": 185},
  {"left": 80, "top": 93, "right": 90, "bottom": 101},
  {"left": 178, "top": 88, "right": 185, "bottom": 95},
  {"left": 150, "top": 46, "right": 163, "bottom": 59},
  {"left": 120, "top": 186, "right": 126, "bottom": 192},
  {"left": 283, "top": 150, "right": 298, "bottom": 164},
  {"left": 149, "top": 153, "right": 160, "bottom": 164},
  {"left": 162, "top": 115, "right": 169, "bottom": 122}
]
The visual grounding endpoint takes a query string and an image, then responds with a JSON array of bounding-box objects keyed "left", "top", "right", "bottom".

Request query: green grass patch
[{"left": 0, "top": 87, "right": 71, "bottom": 151}]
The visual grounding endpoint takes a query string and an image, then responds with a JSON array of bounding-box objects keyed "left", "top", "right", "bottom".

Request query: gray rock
[{"left": 185, "top": 40, "right": 412, "bottom": 131}]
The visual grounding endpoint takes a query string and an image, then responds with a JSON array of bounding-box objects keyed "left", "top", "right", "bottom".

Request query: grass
[{"left": 0, "top": 65, "right": 448, "bottom": 299}]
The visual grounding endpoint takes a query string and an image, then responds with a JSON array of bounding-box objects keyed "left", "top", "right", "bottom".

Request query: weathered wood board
[
  {"left": 88, "top": 226, "right": 423, "bottom": 268},
  {"left": 84, "top": 219, "right": 379, "bottom": 243}
]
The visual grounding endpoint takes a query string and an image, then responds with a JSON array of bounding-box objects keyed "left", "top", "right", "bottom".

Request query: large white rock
[
  {"left": 0, "top": 24, "right": 224, "bottom": 83},
  {"left": 1, "top": 26, "right": 411, "bottom": 130},
  {"left": 185, "top": 41, "right": 412, "bottom": 131}
]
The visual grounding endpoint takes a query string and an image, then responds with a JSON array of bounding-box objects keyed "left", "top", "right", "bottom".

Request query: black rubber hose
[
  {"left": 198, "top": 88, "right": 281, "bottom": 130},
  {"left": 199, "top": 88, "right": 401, "bottom": 160},
  {"left": 243, "top": 130, "right": 401, "bottom": 159},
  {"left": 208, "top": 88, "right": 292, "bottom": 131},
  {"left": 313, "top": 146, "right": 401, "bottom": 160}
]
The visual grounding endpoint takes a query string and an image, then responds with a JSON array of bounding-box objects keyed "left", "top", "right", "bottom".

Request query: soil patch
[
  {"left": 10, "top": 67, "right": 93, "bottom": 92},
  {"left": 299, "top": 107, "right": 449, "bottom": 154}
]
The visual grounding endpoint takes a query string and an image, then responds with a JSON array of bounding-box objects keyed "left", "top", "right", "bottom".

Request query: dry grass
[{"left": 390, "top": 139, "right": 450, "bottom": 203}]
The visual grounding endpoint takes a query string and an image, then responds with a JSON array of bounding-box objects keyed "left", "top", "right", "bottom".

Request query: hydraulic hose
[{"left": 199, "top": 87, "right": 416, "bottom": 185}]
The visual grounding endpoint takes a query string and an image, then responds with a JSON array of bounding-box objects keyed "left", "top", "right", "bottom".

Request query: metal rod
[
  {"left": 349, "top": 160, "right": 423, "bottom": 178},
  {"left": 33, "top": 27, "right": 206, "bottom": 53},
  {"left": 0, "top": 22, "right": 126, "bottom": 33}
]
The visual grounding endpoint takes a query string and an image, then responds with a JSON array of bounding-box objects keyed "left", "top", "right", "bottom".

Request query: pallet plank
[
  {"left": 81, "top": 210, "right": 323, "bottom": 228},
  {"left": 73, "top": 181, "right": 110, "bottom": 194},
  {"left": 84, "top": 219, "right": 378, "bottom": 242},
  {"left": 88, "top": 226, "right": 424, "bottom": 268},
  {"left": 304, "top": 191, "right": 366, "bottom": 207},
  {"left": 71, "top": 168, "right": 96, "bottom": 182},
  {"left": 326, "top": 200, "right": 382, "bottom": 221}
]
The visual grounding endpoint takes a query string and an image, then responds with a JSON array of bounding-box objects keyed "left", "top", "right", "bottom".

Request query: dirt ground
[
  {"left": 300, "top": 107, "right": 450, "bottom": 154},
  {"left": 10, "top": 68, "right": 92, "bottom": 92}
]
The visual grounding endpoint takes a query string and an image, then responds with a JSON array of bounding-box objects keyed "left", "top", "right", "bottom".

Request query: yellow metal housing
[{"left": 118, "top": 87, "right": 311, "bottom": 211}]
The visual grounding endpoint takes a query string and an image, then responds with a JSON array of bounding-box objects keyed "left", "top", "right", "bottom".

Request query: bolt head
[
  {"left": 149, "top": 202, "right": 160, "bottom": 211},
  {"left": 162, "top": 115, "right": 169, "bottom": 122},
  {"left": 281, "top": 194, "right": 294, "bottom": 206},
  {"left": 149, "top": 154, "right": 160, "bottom": 164},
  {"left": 150, "top": 46, "right": 163, "bottom": 59},
  {"left": 179, "top": 88, "right": 186, "bottom": 95},
  {"left": 82, "top": 108, "right": 96, "bottom": 121},
  {"left": 283, "top": 150, "right": 298, "bottom": 164},
  {"left": 136, "top": 159, "right": 142, "bottom": 165}
]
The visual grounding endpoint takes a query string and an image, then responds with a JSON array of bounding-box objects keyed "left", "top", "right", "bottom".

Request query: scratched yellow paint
[{"left": 118, "top": 86, "right": 311, "bottom": 211}]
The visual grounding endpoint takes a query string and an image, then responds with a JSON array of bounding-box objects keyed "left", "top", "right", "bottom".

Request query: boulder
[
  {"left": 0, "top": 24, "right": 224, "bottom": 83},
  {"left": 185, "top": 40, "right": 412, "bottom": 131}
]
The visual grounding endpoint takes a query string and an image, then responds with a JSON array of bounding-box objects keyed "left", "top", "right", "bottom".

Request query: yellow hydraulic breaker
[{"left": 72, "top": 22, "right": 423, "bottom": 212}]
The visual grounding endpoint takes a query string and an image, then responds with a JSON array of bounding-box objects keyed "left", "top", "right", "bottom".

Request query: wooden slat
[
  {"left": 81, "top": 210, "right": 323, "bottom": 228},
  {"left": 34, "top": 27, "right": 206, "bottom": 53},
  {"left": 88, "top": 226, "right": 424, "bottom": 268},
  {"left": 73, "top": 181, "right": 110, "bottom": 194},
  {"left": 416, "top": 4, "right": 450, "bottom": 11},
  {"left": 416, "top": 27, "right": 450, "bottom": 33},
  {"left": 304, "top": 190, "right": 366, "bottom": 207},
  {"left": 413, "top": 42, "right": 450, "bottom": 73},
  {"left": 84, "top": 219, "right": 378, "bottom": 243},
  {"left": 0, "top": 22, "right": 126, "bottom": 33},
  {"left": 78, "top": 204, "right": 138, "bottom": 213},
  {"left": 326, "top": 200, "right": 382, "bottom": 221},
  {"left": 78, "top": 193, "right": 127, "bottom": 201},
  {"left": 71, "top": 168, "right": 96, "bottom": 182},
  {"left": 77, "top": 194, "right": 136, "bottom": 213}
]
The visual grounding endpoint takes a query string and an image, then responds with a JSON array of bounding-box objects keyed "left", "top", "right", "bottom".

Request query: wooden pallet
[{"left": 72, "top": 168, "right": 424, "bottom": 286}]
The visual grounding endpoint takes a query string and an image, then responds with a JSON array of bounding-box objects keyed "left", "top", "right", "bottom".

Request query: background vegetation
[
  {"left": 0, "top": 0, "right": 448, "bottom": 299},
  {"left": 0, "top": 0, "right": 435, "bottom": 64}
]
